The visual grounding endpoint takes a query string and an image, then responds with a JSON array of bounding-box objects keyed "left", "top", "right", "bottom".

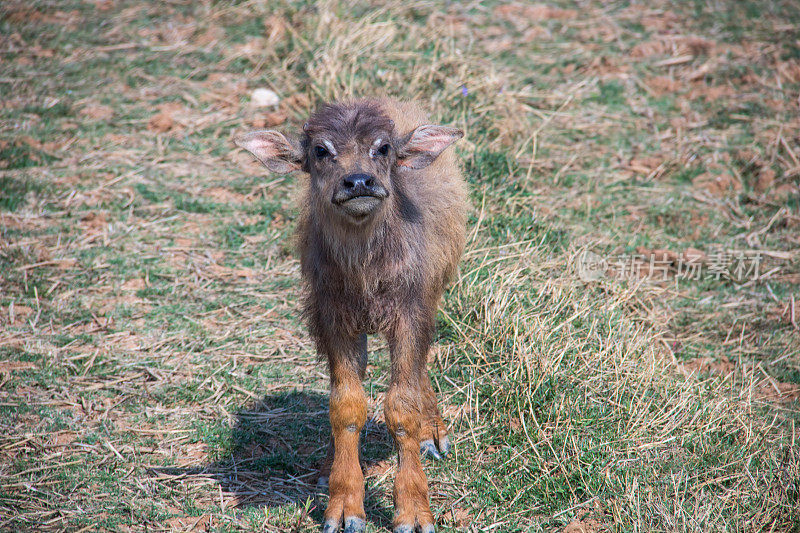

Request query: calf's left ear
[
  {"left": 234, "top": 130, "right": 303, "bottom": 174},
  {"left": 397, "top": 125, "right": 463, "bottom": 169}
]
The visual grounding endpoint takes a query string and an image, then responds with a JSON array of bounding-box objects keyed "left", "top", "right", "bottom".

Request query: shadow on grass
[{"left": 149, "top": 391, "right": 393, "bottom": 529}]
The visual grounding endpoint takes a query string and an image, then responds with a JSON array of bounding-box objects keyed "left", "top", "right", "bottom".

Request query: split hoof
[
  {"left": 420, "top": 436, "right": 451, "bottom": 460},
  {"left": 420, "top": 439, "right": 441, "bottom": 460},
  {"left": 322, "top": 518, "right": 340, "bottom": 533},
  {"left": 343, "top": 517, "right": 366, "bottom": 533},
  {"left": 393, "top": 524, "right": 435, "bottom": 533},
  {"left": 322, "top": 515, "right": 365, "bottom": 532},
  {"left": 438, "top": 435, "right": 451, "bottom": 457}
]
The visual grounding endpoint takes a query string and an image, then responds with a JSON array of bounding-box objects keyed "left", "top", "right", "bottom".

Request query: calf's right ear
[
  {"left": 397, "top": 124, "right": 463, "bottom": 169},
  {"left": 234, "top": 130, "right": 303, "bottom": 174}
]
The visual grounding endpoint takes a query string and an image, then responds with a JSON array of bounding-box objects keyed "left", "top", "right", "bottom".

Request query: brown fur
[{"left": 235, "top": 98, "right": 467, "bottom": 532}]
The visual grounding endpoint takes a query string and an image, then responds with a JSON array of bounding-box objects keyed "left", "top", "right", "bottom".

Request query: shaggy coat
[{"left": 236, "top": 98, "right": 467, "bottom": 533}]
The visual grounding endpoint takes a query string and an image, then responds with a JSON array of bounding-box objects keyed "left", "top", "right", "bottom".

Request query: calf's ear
[
  {"left": 234, "top": 130, "right": 303, "bottom": 174},
  {"left": 397, "top": 124, "right": 463, "bottom": 169}
]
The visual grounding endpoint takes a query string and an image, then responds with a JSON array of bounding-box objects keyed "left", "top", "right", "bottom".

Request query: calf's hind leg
[
  {"left": 322, "top": 334, "right": 368, "bottom": 533},
  {"left": 419, "top": 375, "right": 450, "bottom": 461}
]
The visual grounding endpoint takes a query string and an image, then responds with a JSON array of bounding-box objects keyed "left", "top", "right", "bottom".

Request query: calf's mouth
[{"left": 332, "top": 182, "right": 389, "bottom": 219}]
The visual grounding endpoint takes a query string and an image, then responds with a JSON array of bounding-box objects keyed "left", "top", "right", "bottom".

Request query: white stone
[{"left": 250, "top": 88, "right": 280, "bottom": 107}]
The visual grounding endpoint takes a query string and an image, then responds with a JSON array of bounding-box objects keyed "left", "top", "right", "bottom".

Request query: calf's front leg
[
  {"left": 385, "top": 314, "right": 436, "bottom": 533},
  {"left": 322, "top": 335, "right": 368, "bottom": 533}
]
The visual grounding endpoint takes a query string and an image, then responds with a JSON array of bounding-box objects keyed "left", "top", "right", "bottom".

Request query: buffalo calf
[{"left": 236, "top": 99, "right": 467, "bottom": 533}]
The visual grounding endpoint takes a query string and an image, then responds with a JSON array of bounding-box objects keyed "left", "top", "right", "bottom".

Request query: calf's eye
[
  {"left": 315, "top": 145, "right": 329, "bottom": 158},
  {"left": 377, "top": 143, "right": 390, "bottom": 156}
]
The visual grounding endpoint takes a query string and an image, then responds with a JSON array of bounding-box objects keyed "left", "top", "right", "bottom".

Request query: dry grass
[{"left": 1, "top": 0, "right": 799, "bottom": 531}]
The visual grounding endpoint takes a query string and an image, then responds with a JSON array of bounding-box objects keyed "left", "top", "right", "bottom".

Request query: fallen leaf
[
  {"left": 264, "top": 15, "right": 287, "bottom": 43},
  {"left": 18, "top": 135, "right": 42, "bottom": 149},
  {"left": 755, "top": 167, "right": 775, "bottom": 193},
  {"left": 252, "top": 111, "right": 287, "bottom": 128},
  {"left": 365, "top": 460, "right": 392, "bottom": 476},
  {"left": 148, "top": 112, "right": 174, "bottom": 133},
  {"left": 692, "top": 172, "right": 742, "bottom": 197},
  {"left": 640, "top": 10, "right": 680, "bottom": 32},
  {"left": 80, "top": 104, "right": 114, "bottom": 120},
  {"left": 679, "top": 36, "right": 715, "bottom": 55},
  {"left": 776, "top": 59, "right": 800, "bottom": 84},
  {"left": 429, "top": 13, "right": 470, "bottom": 34},
  {"left": 646, "top": 76, "right": 681, "bottom": 96},
  {"left": 768, "top": 183, "right": 797, "bottom": 201},
  {"left": 522, "top": 25, "right": 548, "bottom": 42},
  {"left": 624, "top": 248, "right": 707, "bottom": 280},
  {"left": 178, "top": 443, "right": 209, "bottom": 465},
  {"left": 192, "top": 514, "right": 211, "bottom": 531},
  {"left": 121, "top": 278, "right": 146, "bottom": 291},
  {"left": 680, "top": 356, "right": 735, "bottom": 376},
  {"left": 632, "top": 35, "right": 714, "bottom": 59},
  {"left": 205, "top": 264, "right": 257, "bottom": 279},
  {"left": 563, "top": 518, "right": 603, "bottom": 533},
  {"left": 631, "top": 40, "right": 668, "bottom": 58},
  {"left": 688, "top": 83, "right": 735, "bottom": 101},
  {"left": 628, "top": 156, "right": 664, "bottom": 176},
  {"left": 53, "top": 431, "right": 77, "bottom": 446},
  {"left": 231, "top": 37, "right": 267, "bottom": 58},
  {"left": 0, "top": 361, "right": 36, "bottom": 373},
  {"left": 494, "top": 3, "right": 577, "bottom": 21},
  {"left": 138, "top": 16, "right": 196, "bottom": 46},
  {"left": 147, "top": 103, "right": 184, "bottom": 133},
  {"left": 93, "top": 0, "right": 115, "bottom": 11},
  {"left": 756, "top": 380, "right": 800, "bottom": 402},
  {"left": 194, "top": 25, "right": 225, "bottom": 46},
  {"left": 204, "top": 187, "right": 248, "bottom": 203},
  {"left": 444, "top": 507, "right": 472, "bottom": 527},
  {"left": 683, "top": 247, "right": 708, "bottom": 263},
  {"left": 101, "top": 331, "right": 141, "bottom": 351},
  {"left": 6, "top": 304, "right": 34, "bottom": 325},
  {"left": 282, "top": 93, "right": 311, "bottom": 113},
  {"left": 635, "top": 247, "right": 681, "bottom": 264},
  {"left": 583, "top": 55, "right": 629, "bottom": 77},
  {"left": 3, "top": 8, "right": 78, "bottom": 25}
]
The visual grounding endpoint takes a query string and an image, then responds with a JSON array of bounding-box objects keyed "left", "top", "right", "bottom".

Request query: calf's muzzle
[{"left": 332, "top": 173, "right": 389, "bottom": 219}]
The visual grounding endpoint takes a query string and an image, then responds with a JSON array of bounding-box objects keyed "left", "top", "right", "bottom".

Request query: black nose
[
  {"left": 342, "top": 173, "right": 376, "bottom": 190},
  {"left": 332, "top": 173, "right": 388, "bottom": 207}
]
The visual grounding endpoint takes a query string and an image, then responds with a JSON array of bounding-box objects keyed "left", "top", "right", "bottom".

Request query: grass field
[{"left": 1, "top": 0, "right": 799, "bottom": 531}]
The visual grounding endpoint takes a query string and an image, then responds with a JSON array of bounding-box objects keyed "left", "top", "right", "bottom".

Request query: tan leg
[
  {"left": 385, "top": 314, "right": 436, "bottom": 533},
  {"left": 419, "top": 375, "right": 451, "bottom": 461},
  {"left": 319, "top": 336, "right": 368, "bottom": 491},
  {"left": 322, "top": 336, "right": 368, "bottom": 533}
]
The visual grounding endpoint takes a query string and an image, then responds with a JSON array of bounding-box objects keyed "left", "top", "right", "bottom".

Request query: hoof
[
  {"left": 322, "top": 518, "right": 340, "bottom": 533},
  {"left": 343, "top": 517, "right": 366, "bottom": 533},
  {"left": 438, "top": 435, "right": 451, "bottom": 457},
  {"left": 420, "top": 439, "right": 442, "bottom": 461},
  {"left": 393, "top": 524, "right": 434, "bottom": 533}
]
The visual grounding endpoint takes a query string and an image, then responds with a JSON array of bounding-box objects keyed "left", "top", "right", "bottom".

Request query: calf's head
[{"left": 235, "top": 101, "right": 462, "bottom": 226}]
